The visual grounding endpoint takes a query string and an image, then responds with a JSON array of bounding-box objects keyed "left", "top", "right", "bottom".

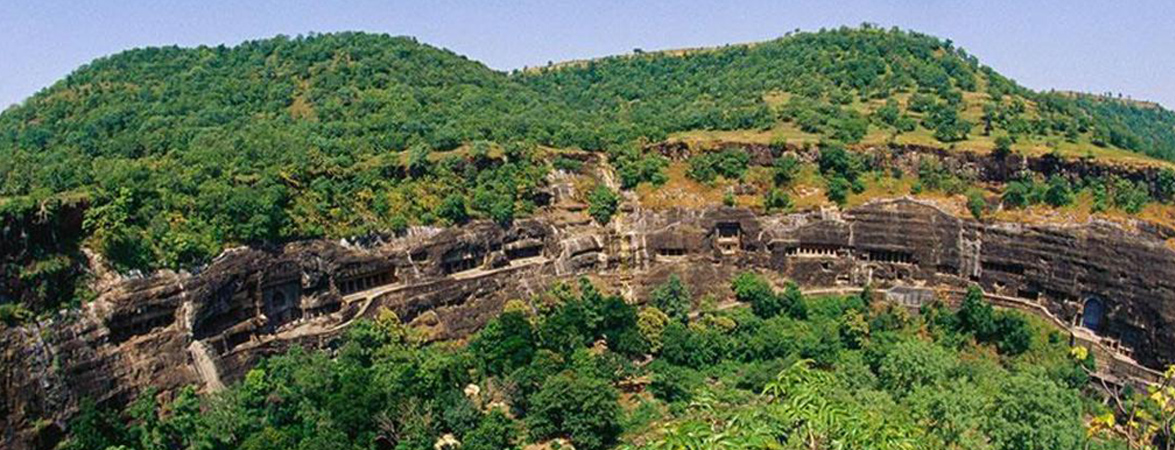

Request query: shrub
[{"left": 587, "top": 185, "right": 620, "bottom": 224}]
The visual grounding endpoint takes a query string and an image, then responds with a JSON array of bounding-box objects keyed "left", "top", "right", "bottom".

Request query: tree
[
  {"left": 470, "top": 311, "right": 536, "bottom": 377},
  {"left": 463, "top": 410, "right": 519, "bottom": 450},
  {"left": 878, "top": 339, "right": 955, "bottom": 394},
  {"left": 966, "top": 190, "right": 986, "bottom": 219},
  {"left": 588, "top": 184, "right": 620, "bottom": 225},
  {"left": 1002, "top": 180, "right": 1032, "bottom": 208},
  {"left": 637, "top": 306, "right": 670, "bottom": 353},
  {"left": 994, "top": 135, "right": 1014, "bottom": 157},
  {"left": 994, "top": 311, "right": 1033, "bottom": 355},
  {"left": 986, "top": 375, "right": 1084, "bottom": 450},
  {"left": 779, "top": 281, "right": 808, "bottom": 320},
  {"left": 732, "top": 272, "right": 781, "bottom": 319},
  {"left": 1044, "top": 175, "right": 1073, "bottom": 207},
  {"left": 526, "top": 371, "right": 621, "bottom": 450},
  {"left": 763, "top": 188, "right": 793, "bottom": 212},
  {"left": 1159, "top": 168, "right": 1175, "bottom": 203},
  {"left": 437, "top": 194, "right": 469, "bottom": 225},
  {"left": 826, "top": 176, "right": 852, "bottom": 206},
  {"left": 957, "top": 285, "right": 996, "bottom": 340},
  {"left": 651, "top": 275, "right": 691, "bottom": 323},
  {"left": 773, "top": 155, "right": 801, "bottom": 186}
]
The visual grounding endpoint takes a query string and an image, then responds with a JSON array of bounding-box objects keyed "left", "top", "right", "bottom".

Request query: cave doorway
[{"left": 1081, "top": 297, "right": 1105, "bottom": 332}]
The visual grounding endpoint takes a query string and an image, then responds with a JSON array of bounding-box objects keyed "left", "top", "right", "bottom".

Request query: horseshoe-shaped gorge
[
  {"left": 6, "top": 142, "right": 1175, "bottom": 447},
  {"left": 5, "top": 26, "right": 1175, "bottom": 449}
]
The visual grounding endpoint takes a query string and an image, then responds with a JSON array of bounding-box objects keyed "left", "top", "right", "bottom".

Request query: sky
[{"left": 2, "top": 0, "right": 1174, "bottom": 109}]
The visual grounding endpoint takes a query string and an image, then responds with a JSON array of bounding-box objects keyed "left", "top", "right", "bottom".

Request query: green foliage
[
  {"left": 1044, "top": 175, "right": 1074, "bottom": 207},
  {"left": 955, "top": 285, "right": 1033, "bottom": 355},
  {"left": 878, "top": 339, "right": 956, "bottom": 394},
  {"left": 986, "top": 374, "right": 1085, "bottom": 450},
  {"left": 463, "top": 410, "right": 519, "bottom": 450},
  {"left": 1111, "top": 176, "right": 1150, "bottom": 213},
  {"left": 763, "top": 188, "right": 793, "bottom": 212},
  {"left": 66, "top": 271, "right": 1118, "bottom": 450},
  {"left": 826, "top": 176, "right": 852, "bottom": 206},
  {"left": 685, "top": 149, "right": 750, "bottom": 183},
  {"left": 731, "top": 272, "right": 777, "bottom": 318},
  {"left": 772, "top": 154, "right": 801, "bottom": 186},
  {"left": 994, "top": 134, "right": 1014, "bottom": 156},
  {"left": 4, "top": 27, "right": 1175, "bottom": 315},
  {"left": 650, "top": 274, "right": 691, "bottom": 323},
  {"left": 527, "top": 371, "right": 621, "bottom": 450},
  {"left": 587, "top": 184, "right": 621, "bottom": 225},
  {"left": 552, "top": 156, "right": 584, "bottom": 173},
  {"left": 470, "top": 311, "right": 536, "bottom": 377},
  {"left": 966, "top": 190, "right": 986, "bottom": 219},
  {"left": 608, "top": 144, "right": 668, "bottom": 189},
  {"left": 437, "top": 193, "right": 469, "bottom": 225},
  {"left": 1159, "top": 168, "right": 1175, "bottom": 202}
]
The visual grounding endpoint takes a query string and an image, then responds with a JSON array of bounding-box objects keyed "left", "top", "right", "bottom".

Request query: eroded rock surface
[{"left": 4, "top": 198, "right": 1175, "bottom": 448}]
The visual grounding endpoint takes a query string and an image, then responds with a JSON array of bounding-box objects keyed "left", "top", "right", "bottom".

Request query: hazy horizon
[{"left": 3, "top": 0, "right": 1174, "bottom": 109}]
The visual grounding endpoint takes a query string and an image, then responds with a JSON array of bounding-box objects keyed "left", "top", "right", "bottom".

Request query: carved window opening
[
  {"left": 338, "top": 269, "right": 396, "bottom": 295},
  {"left": 981, "top": 260, "right": 1025, "bottom": 275},
  {"left": 304, "top": 301, "right": 342, "bottom": 319},
  {"left": 442, "top": 247, "right": 485, "bottom": 275},
  {"left": 224, "top": 330, "right": 251, "bottom": 351},
  {"left": 108, "top": 312, "right": 175, "bottom": 343},
  {"left": 506, "top": 244, "right": 543, "bottom": 261},
  {"left": 785, "top": 244, "right": 840, "bottom": 257},
  {"left": 658, "top": 247, "right": 687, "bottom": 257},
  {"left": 867, "top": 249, "right": 915, "bottom": 265},
  {"left": 410, "top": 250, "right": 429, "bottom": 263}
]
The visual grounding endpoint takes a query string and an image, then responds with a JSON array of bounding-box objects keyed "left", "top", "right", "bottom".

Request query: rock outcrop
[{"left": 4, "top": 198, "right": 1175, "bottom": 449}]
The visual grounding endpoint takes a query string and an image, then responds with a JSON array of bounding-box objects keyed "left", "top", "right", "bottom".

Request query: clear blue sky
[{"left": 3, "top": 0, "right": 1173, "bottom": 109}]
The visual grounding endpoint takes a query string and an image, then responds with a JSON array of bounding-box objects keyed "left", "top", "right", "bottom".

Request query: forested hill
[
  {"left": 2, "top": 26, "right": 1175, "bottom": 313},
  {"left": 520, "top": 26, "right": 1175, "bottom": 157}
]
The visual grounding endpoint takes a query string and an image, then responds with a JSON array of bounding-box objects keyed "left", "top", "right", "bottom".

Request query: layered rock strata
[{"left": 4, "top": 198, "right": 1175, "bottom": 448}]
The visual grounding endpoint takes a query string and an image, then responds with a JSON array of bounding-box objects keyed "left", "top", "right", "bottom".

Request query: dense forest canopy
[{"left": 2, "top": 26, "right": 1175, "bottom": 314}]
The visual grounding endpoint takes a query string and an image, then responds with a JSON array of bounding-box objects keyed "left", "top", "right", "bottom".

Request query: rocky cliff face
[{"left": 4, "top": 198, "right": 1175, "bottom": 448}]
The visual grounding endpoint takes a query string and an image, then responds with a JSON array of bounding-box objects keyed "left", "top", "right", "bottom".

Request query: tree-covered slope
[
  {"left": 3, "top": 27, "right": 1175, "bottom": 314},
  {"left": 522, "top": 25, "right": 1175, "bottom": 159}
]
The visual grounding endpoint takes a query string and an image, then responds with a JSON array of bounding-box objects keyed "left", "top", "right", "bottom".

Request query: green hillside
[{"left": 2, "top": 27, "right": 1175, "bottom": 314}]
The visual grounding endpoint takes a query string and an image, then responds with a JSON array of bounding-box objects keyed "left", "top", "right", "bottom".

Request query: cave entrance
[
  {"left": 263, "top": 283, "right": 303, "bottom": 331},
  {"left": 714, "top": 222, "right": 742, "bottom": 255},
  {"left": 1081, "top": 297, "right": 1105, "bottom": 332}
]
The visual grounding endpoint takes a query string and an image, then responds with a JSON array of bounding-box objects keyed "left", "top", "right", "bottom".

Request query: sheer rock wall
[{"left": 4, "top": 198, "right": 1175, "bottom": 449}]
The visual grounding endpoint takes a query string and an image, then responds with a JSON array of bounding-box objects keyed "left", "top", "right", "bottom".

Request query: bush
[
  {"left": 773, "top": 155, "right": 801, "bottom": 186},
  {"left": 587, "top": 185, "right": 620, "bottom": 225},
  {"left": 437, "top": 194, "right": 469, "bottom": 225},
  {"left": 994, "top": 312, "right": 1033, "bottom": 356},
  {"left": 527, "top": 371, "right": 621, "bottom": 450},
  {"left": 826, "top": 176, "right": 851, "bottom": 206},
  {"left": 1002, "top": 180, "right": 1032, "bottom": 208},
  {"left": 686, "top": 149, "right": 751, "bottom": 183},
  {"left": 1044, "top": 175, "right": 1073, "bottom": 207},
  {"left": 553, "top": 156, "right": 584, "bottom": 173},
  {"left": 651, "top": 275, "right": 691, "bottom": 323},
  {"left": 732, "top": 272, "right": 779, "bottom": 319},
  {"left": 966, "top": 190, "right": 986, "bottom": 219},
  {"left": 763, "top": 188, "right": 793, "bottom": 212},
  {"left": 879, "top": 339, "right": 956, "bottom": 394}
]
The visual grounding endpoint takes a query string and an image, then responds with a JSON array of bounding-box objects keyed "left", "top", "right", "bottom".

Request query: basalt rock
[{"left": 4, "top": 199, "right": 1175, "bottom": 449}]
